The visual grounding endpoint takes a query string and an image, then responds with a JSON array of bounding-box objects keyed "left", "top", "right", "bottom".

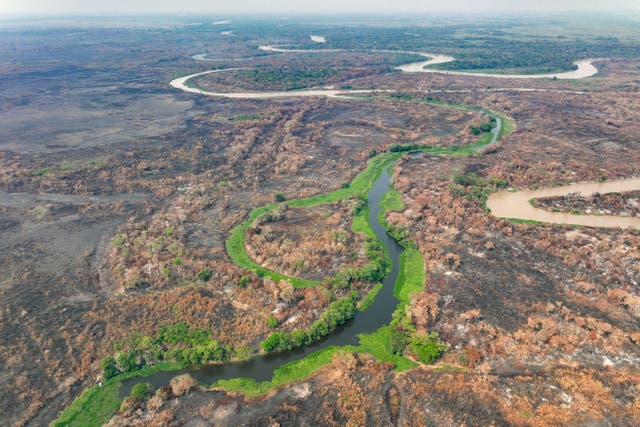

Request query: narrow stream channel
[
  {"left": 477, "top": 116, "right": 501, "bottom": 151},
  {"left": 120, "top": 163, "right": 404, "bottom": 397}
]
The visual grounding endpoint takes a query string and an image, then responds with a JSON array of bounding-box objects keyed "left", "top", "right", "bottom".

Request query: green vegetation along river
[
  {"left": 58, "top": 42, "right": 635, "bottom": 424},
  {"left": 119, "top": 155, "right": 407, "bottom": 396},
  {"left": 54, "top": 109, "right": 508, "bottom": 426},
  {"left": 113, "top": 104, "right": 506, "bottom": 399},
  {"left": 176, "top": 45, "right": 599, "bottom": 99}
]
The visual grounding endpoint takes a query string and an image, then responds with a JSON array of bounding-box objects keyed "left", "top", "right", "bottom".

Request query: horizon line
[{"left": 1, "top": 10, "right": 639, "bottom": 18}]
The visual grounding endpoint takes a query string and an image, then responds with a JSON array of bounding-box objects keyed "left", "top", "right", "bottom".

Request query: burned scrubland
[
  {"left": 0, "top": 20, "right": 483, "bottom": 425},
  {"left": 534, "top": 190, "right": 640, "bottom": 217},
  {"left": 1, "top": 16, "right": 640, "bottom": 426},
  {"left": 107, "top": 69, "right": 639, "bottom": 427}
]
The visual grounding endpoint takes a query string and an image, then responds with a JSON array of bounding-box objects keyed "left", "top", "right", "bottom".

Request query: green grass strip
[
  {"left": 225, "top": 96, "right": 515, "bottom": 289},
  {"left": 51, "top": 362, "right": 183, "bottom": 427},
  {"left": 225, "top": 152, "right": 402, "bottom": 288},
  {"left": 393, "top": 245, "right": 426, "bottom": 307},
  {"left": 208, "top": 324, "right": 417, "bottom": 399},
  {"left": 210, "top": 324, "right": 418, "bottom": 399},
  {"left": 507, "top": 217, "right": 546, "bottom": 225},
  {"left": 379, "top": 185, "right": 405, "bottom": 214},
  {"left": 212, "top": 346, "right": 340, "bottom": 398},
  {"left": 55, "top": 95, "right": 514, "bottom": 423},
  {"left": 51, "top": 382, "right": 120, "bottom": 427},
  {"left": 351, "top": 326, "right": 418, "bottom": 371},
  {"left": 358, "top": 283, "right": 383, "bottom": 312},
  {"left": 351, "top": 205, "right": 375, "bottom": 238}
]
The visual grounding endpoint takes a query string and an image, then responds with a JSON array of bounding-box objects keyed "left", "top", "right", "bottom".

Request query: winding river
[
  {"left": 487, "top": 178, "right": 640, "bottom": 229},
  {"left": 119, "top": 96, "right": 505, "bottom": 397},
  {"left": 121, "top": 164, "right": 404, "bottom": 397},
  {"left": 120, "top": 43, "right": 630, "bottom": 400},
  {"left": 259, "top": 45, "right": 597, "bottom": 79},
  {"left": 174, "top": 45, "right": 598, "bottom": 100}
]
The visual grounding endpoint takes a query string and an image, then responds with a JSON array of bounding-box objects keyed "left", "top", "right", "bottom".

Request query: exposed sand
[{"left": 487, "top": 178, "right": 640, "bottom": 229}]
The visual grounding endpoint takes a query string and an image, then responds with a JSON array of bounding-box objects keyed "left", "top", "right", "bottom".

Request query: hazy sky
[{"left": 1, "top": 0, "right": 639, "bottom": 15}]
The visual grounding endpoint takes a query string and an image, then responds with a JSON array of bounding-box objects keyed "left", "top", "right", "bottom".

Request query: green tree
[
  {"left": 130, "top": 382, "right": 152, "bottom": 402},
  {"left": 99, "top": 356, "right": 118, "bottom": 380},
  {"left": 260, "top": 332, "right": 294, "bottom": 352},
  {"left": 197, "top": 268, "right": 213, "bottom": 282},
  {"left": 409, "top": 332, "right": 449, "bottom": 364},
  {"left": 389, "top": 329, "right": 408, "bottom": 355},
  {"left": 237, "top": 275, "right": 250, "bottom": 287},
  {"left": 267, "top": 316, "right": 278, "bottom": 329},
  {"left": 234, "top": 346, "right": 253, "bottom": 361},
  {"left": 308, "top": 320, "right": 330, "bottom": 340},
  {"left": 290, "top": 329, "right": 308, "bottom": 347},
  {"left": 261, "top": 332, "right": 282, "bottom": 352},
  {"left": 115, "top": 350, "right": 139, "bottom": 373}
]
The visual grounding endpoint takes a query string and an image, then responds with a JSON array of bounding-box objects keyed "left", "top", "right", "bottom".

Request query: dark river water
[
  {"left": 120, "top": 111, "right": 504, "bottom": 398},
  {"left": 120, "top": 162, "right": 404, "bottom": 397}
]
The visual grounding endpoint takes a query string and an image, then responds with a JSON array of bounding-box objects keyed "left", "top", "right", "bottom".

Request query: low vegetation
[
  {"left": 261, "top": 295, "right": 358, "bottom": 352},
  {"left": 449, "top": 172, "right": 509, "bottom": 206},
  {"left": 225, "top": 152, "right": 403, "bottom": 288},
  {"left": 303, "top": 23, "right": 640, "bottom": 73},
  {"left": 51, "top": 362, "right": 183, "bottom": 427},
  {"left": 533, "top": 190, "right": 640, "bottom": 217},
  {"left": 100, "top": 322, "right": 233, "bottom": 381},
  {"left": 52, "top": 96, "right": 511, "bottom": 426}
]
